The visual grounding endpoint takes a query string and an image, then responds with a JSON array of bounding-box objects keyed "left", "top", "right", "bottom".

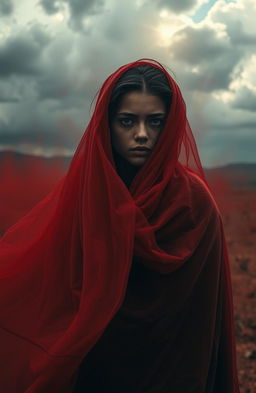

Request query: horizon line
[{"left": 0, "top": 148, "right": 255, "bottom": 170}]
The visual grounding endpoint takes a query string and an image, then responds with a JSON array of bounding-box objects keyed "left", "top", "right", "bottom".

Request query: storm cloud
[
  {"left": 168, "top": 25, "right": 242, "bottom": 92},
  {"left": 40, "top": 0, "right": 106, "bottom": 31},
  {"left": 0, "top": 25, "right": 50, "bottom": 77},
  {"left": 231, "top": 87, "right": 256, "bottom": 112},
  {"left": 40, "top": 0, "right": 61, "bottom": 15},
  {"left": 0, "top": 0, "right": 13, "bottom": 16},
  {"left": 150, "top": 0, "right": 198, "bottom": 13},
  {"left": 0, "top": 0, "right": 255, "bottom": 166}
]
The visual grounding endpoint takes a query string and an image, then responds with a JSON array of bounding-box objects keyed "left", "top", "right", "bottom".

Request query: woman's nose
[{"left": 136, "top": 121, "right": 148, "bottom": 138}]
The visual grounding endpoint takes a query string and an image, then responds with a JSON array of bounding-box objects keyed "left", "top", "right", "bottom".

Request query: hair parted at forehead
[{"left": 108, "top": 64, "right": 173, "bottom": 121}]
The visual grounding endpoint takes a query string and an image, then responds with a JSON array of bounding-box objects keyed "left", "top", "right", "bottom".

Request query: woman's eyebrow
[
  {"left": 116, "top": 112, "right": 137, "bottom": 116},
  {"left": 116, "top": 112, "right": 166, "bottom": 117},
  {"left": 147, "top": 113, "right": 166, "bottom": 117}
]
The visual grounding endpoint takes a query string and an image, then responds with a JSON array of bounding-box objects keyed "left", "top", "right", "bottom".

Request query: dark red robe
[{"left": 72, "top": 151, "right": 239, "bottom": 393}]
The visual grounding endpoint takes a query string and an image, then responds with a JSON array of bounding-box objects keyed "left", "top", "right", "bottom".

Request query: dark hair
[{"left": 108, "top": 65, "right": 172, "bottom": 121}]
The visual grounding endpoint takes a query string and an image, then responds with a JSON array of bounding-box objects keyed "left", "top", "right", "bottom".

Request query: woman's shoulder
[{"left": 184, "top": 167, "right": 221, "bottom": 220}]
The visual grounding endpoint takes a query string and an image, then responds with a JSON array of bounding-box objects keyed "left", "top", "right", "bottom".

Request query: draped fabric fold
[{"left": 0, "top": 59, "right": 240, "bottom": 392}]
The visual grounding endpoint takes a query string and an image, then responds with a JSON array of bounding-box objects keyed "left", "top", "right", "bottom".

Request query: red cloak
[{"left": 0, "top": 59, "right": 240, "bottom": 392}]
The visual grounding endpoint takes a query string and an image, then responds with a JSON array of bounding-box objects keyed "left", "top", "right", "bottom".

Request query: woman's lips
[
  {"left": 130, "top": 147, "right": 151, "bottom": 151},
  {"left": 130, "top": 149, "right": 151, "bottom": 155}
]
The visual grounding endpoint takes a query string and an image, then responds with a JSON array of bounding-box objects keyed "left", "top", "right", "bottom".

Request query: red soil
[
  {"left": 0, "top": 152, "right": 255, "bottom": 391},
  {"left": 216, "top": 189, "right": 256, "bottom": 393}
]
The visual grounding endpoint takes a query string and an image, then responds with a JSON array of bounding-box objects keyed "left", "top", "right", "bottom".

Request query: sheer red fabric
[{"left": 0, "top": 59, "right": 240, "bottom": 392}]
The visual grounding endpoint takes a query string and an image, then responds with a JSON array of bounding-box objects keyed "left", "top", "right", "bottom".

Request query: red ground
[
  {"left": 0, "top": 153, "right": 255, "bottom": 391},
  {"left": 216, "top": 189, "right": 256, "bottom": 393}
]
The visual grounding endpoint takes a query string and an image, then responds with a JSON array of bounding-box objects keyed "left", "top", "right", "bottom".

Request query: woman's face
[{"left": 110, "top": 91, "right": 167, "bottom": 167}]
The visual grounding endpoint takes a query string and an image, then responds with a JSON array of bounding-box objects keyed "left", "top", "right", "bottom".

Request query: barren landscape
[
  {"left": 216, "top": 188, "right": 256, "bottom": 393},
  {"left": 0, "top": 151, "right": 255, "bottom": 392}
]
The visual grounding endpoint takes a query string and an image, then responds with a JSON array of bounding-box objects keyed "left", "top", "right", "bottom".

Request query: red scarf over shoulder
[{"left": 0, "top": 59, "right": 240, "bottom": 392}]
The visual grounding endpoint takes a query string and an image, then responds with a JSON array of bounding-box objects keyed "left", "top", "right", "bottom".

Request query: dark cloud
[
  {"left": 66, "top": 0, "right": 105, "bottom": 31},
  {"left": 211, "top": 118, "right": 256, "bottom": 131},
  {"left": 189, "top": 93, "right": 255, "bottom": 131},
  {"left": 231, "top": 87, "right": 256, "bottom": 111},
  {"left": 66, "top": 0, "right": 104, "bottom": 18},
  {"left": 0, "top": 0, "right": 13, "bottom": 15},
  {"left": 210, "top": 7, "right": 256, "bottom": 47},
  {"left": 0, "top": 79, "right": 20, "bottom": 102},
  {"left": 0, "top": 95, "right": 19, "bottom": 102},
  {"left": 169, "top": 26, "right": 242, "bottom": 92},
  {"left": 178, "top": 62, "right": 234, "bottom": 92},
  {"left": 31, "top": 35, "right": 95, "bottom": 103},
  {"left": 0, "top": 23, "right": 94, "bottom": 150},
  {"left": 0, "top": 37, "right": 40, "bottom": 76},
  {"left": 35, "top": 68, "right": 88, "bottom": 103},
  {"left": 0, "top": 131, "right": 48, "bottom": 144},
  {"left": 0, "top": 26, "right": 50, "bottom": 77},
  {"left": 170, "top": 26, "right": 231, "bottom": 65},
  {"left": 153, "top": 0, "right": 196, "bottom": 13},
  {"left": 0, "top": 33, "right": 89, "bottom": 148},
  {"left": 39, "top": 0, "right": 61, "bottom": 15},
  {"left": 226, "top": 20, "right": 256, "bottom": 46},
  {"left": 0, "top": 97, "right": 84, "bottom": 149},
  {"left": 199, "top": 133, "right": 256, "bottom": 167},
  {"left": 29, "top": 24, "right": 52, "bottom": 47},
  {"left": 40, "top": 0, "right": 105, "bottom": 31}
]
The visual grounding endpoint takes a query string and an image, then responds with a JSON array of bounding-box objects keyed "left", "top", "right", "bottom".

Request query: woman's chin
[{"left": 127, "top": 156, "right": 148, "bottom": 167}]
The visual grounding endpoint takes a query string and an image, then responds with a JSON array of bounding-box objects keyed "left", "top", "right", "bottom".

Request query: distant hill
[
  {"left": 0, "top": 150, "right": 70, "bottom": 171},
  {"left": 205, "top": 163, "right": 256, "bottom": 190}
]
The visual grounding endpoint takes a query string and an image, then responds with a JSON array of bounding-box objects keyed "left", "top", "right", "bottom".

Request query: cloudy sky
[{"left": 0, "top": 0, "right": 255, "bottom": 168}]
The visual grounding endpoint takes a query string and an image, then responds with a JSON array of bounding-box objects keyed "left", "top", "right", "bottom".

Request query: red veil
[{"left": 0, "top": 59, "right": 240, "bottom": 392}]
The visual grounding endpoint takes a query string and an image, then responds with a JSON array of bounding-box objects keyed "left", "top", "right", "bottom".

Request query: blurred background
[{"left": 0, "top": 0, "right": 255, "bottom": 391}]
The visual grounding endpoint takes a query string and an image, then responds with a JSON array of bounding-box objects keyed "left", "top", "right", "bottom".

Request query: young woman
[{"left": 0, "top": 59, "right": 241, "bottom": 393}]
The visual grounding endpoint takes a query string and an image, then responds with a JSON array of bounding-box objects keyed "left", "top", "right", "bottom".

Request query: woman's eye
[
  {"left": 119, "top": 118, "right": 134, "bottom": 127},
  {"left": 117, "top": 118, "right": 163, "bottom": 128},
  {"left": 149, "top": 119, "right": 163, "bottom": 127}
]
